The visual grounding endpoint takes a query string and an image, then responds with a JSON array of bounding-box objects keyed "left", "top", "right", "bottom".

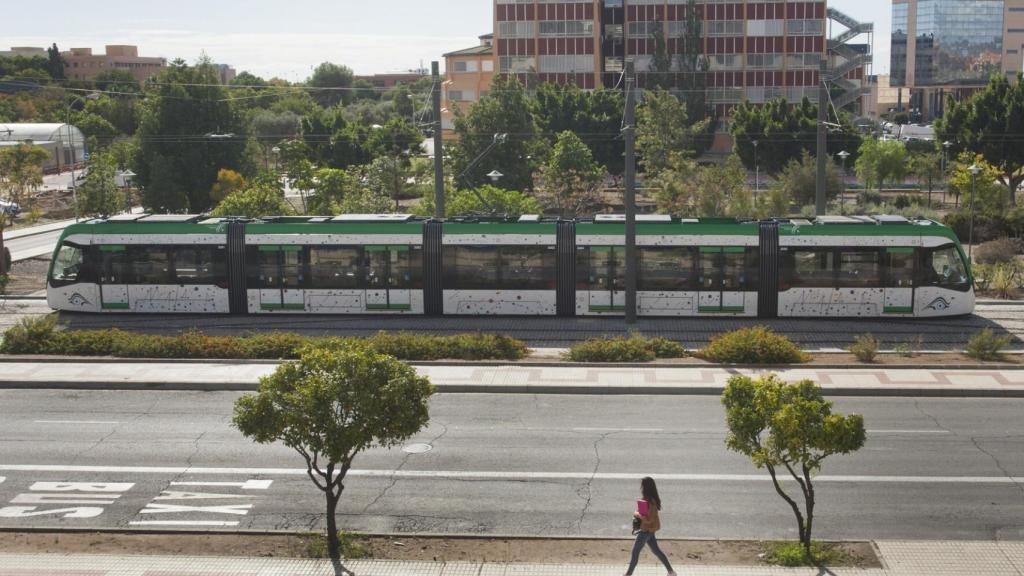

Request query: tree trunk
[
  {"left": 802, "top": 466, "right": 816, "bottom": 560},
  {"left": 325, "top": 488, "right": 340, "bottom": 560},
  {"left": 0, "top": 217, "right": 6, "bottom": 276},
  {"left": 766, "top": 464, "right": 806, "bottom": 547}
]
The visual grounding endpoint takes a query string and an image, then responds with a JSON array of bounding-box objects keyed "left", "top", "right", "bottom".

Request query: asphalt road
[
  {"left": 55, "top": 302, "right": 1024, "bottom": 349},
  {"left": 0, "top": 390, "right": 1021, "bottom": 540},
  {"left": 6, "top": 228, "right": 65, "bottom": 262}
]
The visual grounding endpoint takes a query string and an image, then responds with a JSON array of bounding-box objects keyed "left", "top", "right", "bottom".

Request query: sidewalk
[
  {"left": 0, "top": 361, "right": 1023, "bottom": 396},
  {"left": 1, "top": 540, "right": 1023, "bottom": 575}
]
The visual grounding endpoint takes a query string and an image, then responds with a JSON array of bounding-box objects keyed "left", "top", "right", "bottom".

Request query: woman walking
[{"left": 625, "top": 476, "right": 676, "bottom": 576}]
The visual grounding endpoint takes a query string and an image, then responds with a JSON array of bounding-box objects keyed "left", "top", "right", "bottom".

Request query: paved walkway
[
  {"left": 1, "top": 540, "right": 1023, "bottom": 575},
  {"left": 0, "top": 361, "right": 1022, "bottom": 396}
]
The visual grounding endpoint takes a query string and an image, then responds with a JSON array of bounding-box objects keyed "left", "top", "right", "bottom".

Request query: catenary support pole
[
  {"left": 432, "top": 61, "right": 444, "bottom": 219},
  {"left": 624, "top": 60, "right": 638, "bottom": 325},
  {"left": 816, "top": 60, "right": 828, "bottom": 216}
]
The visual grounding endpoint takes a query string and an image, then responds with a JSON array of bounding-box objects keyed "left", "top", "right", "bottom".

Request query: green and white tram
[{"left": 47, "top": 213, "right": 974, "bottom": 318}]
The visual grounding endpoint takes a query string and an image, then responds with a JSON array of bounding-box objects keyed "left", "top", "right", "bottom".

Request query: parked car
[{"left": 0, "top": 199, "right": 20, "bottom": 217}]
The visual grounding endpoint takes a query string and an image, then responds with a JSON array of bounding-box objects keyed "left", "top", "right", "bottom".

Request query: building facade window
[
  {"left": 539, "top": 20, "right": 594, "bottom": 37},
  {"left": 498, "top": 21, "right": 536, "bottom": 38},
  {"left": 539, "top": 55, "right": 595, "bottom": 73}
]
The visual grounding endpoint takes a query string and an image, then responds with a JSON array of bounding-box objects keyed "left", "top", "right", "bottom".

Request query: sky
[{"left": 5, "top": 0, "right": 893, "bottom": 80}]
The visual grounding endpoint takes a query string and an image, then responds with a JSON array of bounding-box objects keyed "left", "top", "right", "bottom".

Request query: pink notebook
[{"left": 637, "top": 499, "right": 649, "bottom": 516}]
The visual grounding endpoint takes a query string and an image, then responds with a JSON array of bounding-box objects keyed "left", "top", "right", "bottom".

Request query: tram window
[
  {"left": 445, "top": 246, "right": 499, "bottom": 289},
  {"left": 51, "top": 243, "right": 85, "bottom": 284},
  {"left": 310, "top": 247, "right": 362, "bottom": 289},
  {"left": 173, "top": 247, "right": 226, "bottom": 285},
  {"left": 257, "top": 249, "right": 282, "bottom": 289},
  {"left": 639, "top": 248, "right": 694, "bottom": 291},
  {"left": 921, "top": 245, "right": 970, "bottom": 291},
  {"left": 129, "top": 247, "right": 172, "bottom": 284},
  {"left": 784, "top": 248, "right": 835, "bottom": 288},
  {"left": 391, "top": 246, "right": 424, "bottom": 290},
  {"left": 838, "top": 250, "right": 881, "bottom": 288},
  {"left": 499, "top": 246, "right": 556, "bottom": 290},
  {"left": 885, "top": 250, "right": 915, "bottom": 288},
  {"left": 280, "top": 250, "right": 303, "bottom": 289},
  {"left": 722, "top": 250, "right": 747, "bottom": 290}
]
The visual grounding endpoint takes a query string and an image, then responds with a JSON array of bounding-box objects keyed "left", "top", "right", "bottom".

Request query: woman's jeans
[{"left": 625, "top": 530, "right": 674, "bottom": 575}]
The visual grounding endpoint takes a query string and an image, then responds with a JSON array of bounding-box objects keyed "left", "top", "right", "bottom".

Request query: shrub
[
  {"left": 700, "top": 326, "right": 809, "bottom": 364},
  {"left": 0, "top": 315, "right": 60, "bottom": 354},
  {"left": 974, "top": 238, "right": 1019, "bottom": 265},
  {"left": 762, "top": 541, "right": 859, "bottom": 567},
  {"left": 848, "top": 334, "right": 879, "bottom": 363},
  {"left": 566, "top": 334, "right": 686, "bottom": 362},
  {"left": 306, "top": 531, "right": 371, "bottom": 559},
  {"left": 965, "top": 328, "right": 1013, "bottom": 361},
  {"left": 894, "top": 335, "right": 923, "bottom": 358},
  {"left": 857, "top": 190, "right": 882, "bottom": 206},
  {"left": 0, "top": 274, "right": 8, "bottom": 295},
  {"left": 893, "top": 194, "right": 912, "bottom": 209},
  {"left": 972, "top": 263, "right": 994, "bottom": 291},
  {"left": 992, "top": 264, "right": 1019, "bottom": 299}
]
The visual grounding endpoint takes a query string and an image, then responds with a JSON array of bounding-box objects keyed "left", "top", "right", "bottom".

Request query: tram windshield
[
  {"left": 920, "top": 244, "right": 970, "bottom": 291},
  {"left": 51, "top": 243, "right": 85, "bottom": 283}
]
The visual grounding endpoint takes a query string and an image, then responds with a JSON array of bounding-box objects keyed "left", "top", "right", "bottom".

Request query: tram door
[
  {"left": 588, "top": 246, "right": 625, "bottom": 312},
  {"left": 699, "top": 247, "right": 747, "bottom": 313},
  {"left": 99, "top": 245, "right": 130, "bottom": 310},
  {"left": 364, "top": 245, "right": 412, "bottom": 311},
  {"left": 257, "top": 246, "right": 305, "bottom": 311},
  {"left": 884, "top": 247, "right": 916, "bottom": 314}
]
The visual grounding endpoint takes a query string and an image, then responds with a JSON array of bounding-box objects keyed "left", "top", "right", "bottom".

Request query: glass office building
[{"left": 891, "top": 0, "right": 1004, "bottom": 87}]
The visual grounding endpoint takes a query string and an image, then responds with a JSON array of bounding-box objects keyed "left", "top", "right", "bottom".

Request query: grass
[
  {"left": 305, "top": 531, "right": 371, "bottom": 559},
  {"left": 761, "top": 541, "right": 863, "bottom": 567}
]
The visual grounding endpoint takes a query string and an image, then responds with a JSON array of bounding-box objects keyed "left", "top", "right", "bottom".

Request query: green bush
[
  {"left": 762, "top": 541, "right": 859, "bottom": 567},
  {"left": 894, "top": 335, "right": 922, "bottom": 358},
  {"left": 566, "top": 334, "right": 686, "bottom": 362},
  {"left": 965, "top": 328, "right": 1013, "bottom": 361},
  {"left": 1, "top": 322, "right": 527, "bottom": 361},
  {"left": 305, "top": 531, "right": 371, "bottom": 559},
  {"left": 699, "top": 326, "right": 809, "bottom": 364},
  {"left": 848, "top": 333, "right": 879, "bottom": 363}
]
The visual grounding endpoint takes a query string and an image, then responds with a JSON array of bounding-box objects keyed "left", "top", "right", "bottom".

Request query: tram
[{"left": 47, "top": 213, "right": 974, "bottom": 318}]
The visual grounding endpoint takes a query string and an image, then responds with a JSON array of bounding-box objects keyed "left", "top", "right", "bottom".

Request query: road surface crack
[
  {"left": 912, "top": 399, "right": 953, "bottom": 434},
  {"left": 360, "top": 421, "right": 448, "bottom": 514},
  {"left": 574, "top": 431, "right": 611, "bottom": 534},
  {"left": 969, "top": 436, "right": 1024, "bottom": 499}
]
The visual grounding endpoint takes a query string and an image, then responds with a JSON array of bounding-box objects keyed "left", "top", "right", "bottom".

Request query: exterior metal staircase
[{"left": 826, "top": 7, "right": 874, "bottom": 113}]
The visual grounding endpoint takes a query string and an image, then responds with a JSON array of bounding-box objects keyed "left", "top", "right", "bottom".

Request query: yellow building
[
  {"left": 63, "top": 45, "right": 166, "bottom": 83},
  {"left": 442, "top": 34, "right": 496, "bottom": 138}
]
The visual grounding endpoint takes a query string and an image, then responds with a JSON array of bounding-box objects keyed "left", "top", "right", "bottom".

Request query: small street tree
[
  {"left": 722, "top": 374, "right": 866, "bottom": 560},
  {"left": 855, "top": 139, "right": 907, "bottom": 191},
  {"left": 536, "top": 131, "right": 604, "bottom": 218},
  {"left": 416, "top": 184, "right": 542, "bottom": 218},
  {"left": 233, "top": 345, "right": 434, "bottom": 561},
  {"left": 0, "top": 143, "right": 50, "bottom": 207},
  {"left": 210, "top": 180, "right": 294, "bottom": 218},
  {"left": 909, "top": 151, "right": 943, "bottom": 208},
  {"left": 636, "top": 89, "right": 707, "bottom": 177},
  {"left": 78, "top": 154, "right": 124, "bottom": 218}
]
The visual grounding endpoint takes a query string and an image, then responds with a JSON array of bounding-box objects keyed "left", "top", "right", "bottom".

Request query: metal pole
[
  {"left": 753, "top": 140, "right": 759, "bottom": 201},
  {"left": 66, "top": 105, "right": 79, "bottom": 222},
  {"left": 432, "top": 61, "right": 445, "bottom": 219},
  {"left": 624, "top": 60, "right": 638, "bottom": 325},
  {"left": 816, "top": 60, "right": 828, "bottom": 216},
  {"left": 968, "top": 172, "right": 976, "bottom": 263}
]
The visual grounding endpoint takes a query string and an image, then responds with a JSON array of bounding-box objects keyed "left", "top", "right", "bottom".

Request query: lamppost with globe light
[
  {"left": 836, "top": 150, "right": 850, "bottom": 214},
  {"left": 942, "top": 140, "right": 953, "bottom": 205},
  {"left": 752, "top": 139, "right": 760, "bottom": 200},
  {"left": 120, "top": 169, "right": 136, "bottom": 212}
]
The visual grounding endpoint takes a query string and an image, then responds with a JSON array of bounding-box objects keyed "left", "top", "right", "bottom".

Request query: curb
[
  {"left": 0, "top": 355, "right": 1022, "bottom": 371},
  {"left": 2, "top": 380, "right": 1022, "bottom": 398}
]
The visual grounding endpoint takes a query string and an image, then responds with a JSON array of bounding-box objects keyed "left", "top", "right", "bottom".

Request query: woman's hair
[{"left": 641, "top": 476, "right": 662, "bottom": 510}]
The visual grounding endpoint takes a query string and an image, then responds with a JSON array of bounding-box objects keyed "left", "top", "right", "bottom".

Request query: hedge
[
  {"left": 566, "top": 334, "right": 686, "bottom": 362},
  {"left": 0, "top": 316, "right": 528, "bottom": 361}
]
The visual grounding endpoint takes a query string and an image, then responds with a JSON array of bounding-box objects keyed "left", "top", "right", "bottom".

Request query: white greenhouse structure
[{"left": 0, "top": 123, "right": 87, "bottom": 173}]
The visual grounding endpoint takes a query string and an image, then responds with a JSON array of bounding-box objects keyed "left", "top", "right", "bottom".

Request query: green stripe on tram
[
  {"left": 261, "top": 303, "right": 306, "bottom": 310},
  {"left": 884, "top": 306, "right": 914, "bottom": 314},
  {"left": 101, "top": 302, "right": 130, "bottom": 309}
]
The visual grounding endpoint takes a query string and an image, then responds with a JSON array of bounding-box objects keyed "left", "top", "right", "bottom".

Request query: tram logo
[
  {"left": 68, "top": 293, "right": 91, "bottom": 307},
  {"left": 924, "top": 297, "right": 951, "bottom": 311}
]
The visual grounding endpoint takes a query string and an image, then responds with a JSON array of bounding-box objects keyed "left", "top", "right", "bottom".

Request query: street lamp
[
  {"left": 486, "top": 170, "right": 504, "bottom": 184},
  {"left": 967, "top": 164, "right": 982, "bottom": 264},
  {"left": 836, "top": 150, "right": 850, "bottom": 214},
  {"left": 120, "top": 169, "right": 136, "bottom": 212},
  {"left": 65, "top": 92, "right": 100, "bottom": 221},
  {"left": 942, "top": 140, "right": 953, "bottom": 206},
  {"left": 752, "top": 139, "right": 760, "bottom": 200}
]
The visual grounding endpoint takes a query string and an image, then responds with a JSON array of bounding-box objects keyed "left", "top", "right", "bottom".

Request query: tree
[
  {"left": 948, "top": 153, "right": 1007, "bottom": 217},
  {"left": 209, "top": 169, "right": 247, "bottom": 205},
  {"left": 909, "top": 151, "right": 943, "bottom": 208},
  {"left": 722, "top": 374, "right": 866, "bottom": 559},
  {"left": 416, "top": 184, "right": 542, "bottom": 218},
  {"left": 78, "top": 154, "right": 123, "bottom": 218},
  {"left": 250, "top": 110, "right": 300, "bottom": 169},
  {"left": 71, "top": 111, "right": 118, "bottom": 151},
  {"left": 364, "top": 156, "right": 414, "bottom": 211},
  {"left": 93, "top": 70, "right": 140, "bottom": 94},
  {"left": 452, "top": 75, "right": 541, "bottom": 191},
  {"left": 936, "top": 73, "right": 1024, "bottom": 205},
  {"left": 536, "top": 131, "right": 604, "bottom": 218},
  {"left": 365, "top": 118, "right": 424, "bottom": 160},
  {"left": 653, "top": 154, "right": 752, "bottom": 217},
  {"left": 777, "top": 150, "right": 845, "bottom": 207},
  {"left": 0, "top": 143, "right": 50, "bottom": 207},
  {"left": 46, "top": 44, "right": 65, "bottom": 80},
  {"left": 675, "top": 0, "right": 711, "bottom": 124},
  {"left": 855, "top": 139, "right": 907, "bottom": 191},
  {"left": 210, "top": 180, "right": 294, "bottom": 218},
  {"left": 233, "top": 345, "right": 433, "bottom": 560},
  {"left": 390, "top": 84, "right": 416, "bottom": 120},
  {"left": 636, "top": 89, "right": 707, "bottom": 177},
  {"left": 134, "top": 58, "right": 249, "bottom": 212},
  {"left": 535, "top": 83, "right": 624, "bottom": 176},
  {"left": 648, "top": 20, "right": 674, "bottom": 91},
  {"left": 307, "top": 62, "right": 355, "bottom": 108},
  {"left": 301, "top": 167, "right": 357, "bottom": 215}
]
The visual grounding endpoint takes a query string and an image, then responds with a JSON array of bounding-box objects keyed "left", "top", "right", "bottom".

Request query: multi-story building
[
  {"left": 63, "top": 45, "right": 166, "bottom": 83},
  {"left": 891, "top": 0, "right": 1024, "bottom": 121},
  {"left": 442, "top": 34, "right": 496, "bottom": 135},
  {"left": 215, "top": 64, "right": 237, "bottom": 85},
  {"left": 355, "top": 71, "right": 430, "bottom": 89},
  {"left": 488, "top": 0, "right": 871, "bottom": 117},
  {"left": 0, "top": 47, "right": 46, "bottom": 59}
]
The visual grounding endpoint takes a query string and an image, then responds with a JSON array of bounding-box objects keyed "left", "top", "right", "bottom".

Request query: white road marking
[
  {"left": 869, "top": 430, "right": 951, "bottom": 434},
  {"left": 572, "top": 427, "right": 665, "bottom": 433},
  {"left": 169, "top": 480, "right": 272, "bottom": 490},
  {"left": 33, "top": 420, "right": 120, "bottom": 425},
  {"left": 0, "top": 464, "right": 1020, "bottom": 484},
  {"left": 129, "top": 520, "right": 240, "bottom": 527}
]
